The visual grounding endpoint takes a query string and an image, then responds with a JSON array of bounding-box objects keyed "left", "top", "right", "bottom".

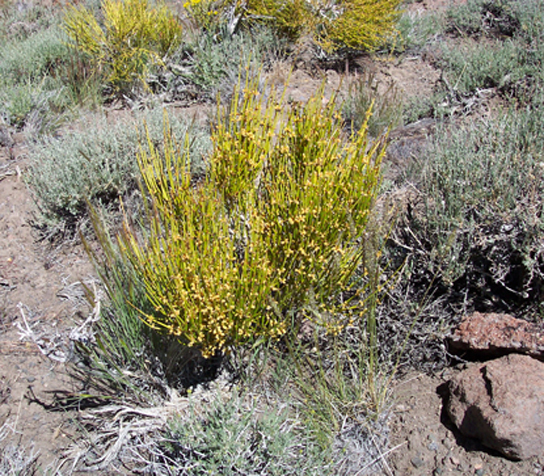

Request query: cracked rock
[{"left": 447, "top": 354, "right": 544, "bottom": 460}]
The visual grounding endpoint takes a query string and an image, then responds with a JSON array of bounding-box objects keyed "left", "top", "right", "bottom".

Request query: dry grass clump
[
  {"left": 0, "top": 425, "right": 39, "bottom": 476},
  {"left": 342, "top": 71, "right": 402, "bottom": 137}
]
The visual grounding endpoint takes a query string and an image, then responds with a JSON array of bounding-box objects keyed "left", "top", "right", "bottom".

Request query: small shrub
[
  {"left": 113, "top": 79, "right": 384, "bottom": 357},
  {"left": 28, "top": 107, "right": 210, "bottom": 230},
  {"left": 246, "top": 0, "right": 403, "bottom": 52},
  {"left": 389, "top": 8, "right": 444, "bottom": 53},
  {"left": 445, "top": 0, "right": 486, "bottom": 37},
  {"left": 167, "top": 25, "right": 284, "bottom": 100},
  {"left": 437, "top": 38, "right": 529, "bottom": 96},
  {"left": 0, "top": 78, "right": 71, "bottom": 133},
  {"left": 436, "top": 0, "right": 544, "bottom": 105},
  {"left": 0, "top": 26, "right": 70, "bottom": 84},
  {"left": 165, "top": 392, "right": 328, "bottom": 475},
  {"left": 401, "top": 91, "right": 448, "bottom": 123},
  {"left": 395, "top": 105, "right": 544, "bottom": 314},
  {"left": 0, "top": 26, "right": 75, "bottom": 131},
  {"left": 63, "top": 0, "right": 183, "bottom": 93},
  {"left": 0, "top": 0, "right": 60, "bottom": 41},
  {"left": 416, "top": 0, "right": 544, "bottom": 115},
  {"left": 445, "top": 0, "right": 544, "bottom": 40},
  {"left": 342, "top": 71, "right": 402, "bottom": 137}
]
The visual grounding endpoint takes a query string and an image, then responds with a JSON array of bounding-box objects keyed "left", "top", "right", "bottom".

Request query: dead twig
[
  {"left": 353, "top": 441, "right": 407, "bottom": 476},
  {"left": 0, "top": 169, "right": 16, "bottom": 181},
  {"left": 14, "top": 303, "right": 68, "bottom": 362}
]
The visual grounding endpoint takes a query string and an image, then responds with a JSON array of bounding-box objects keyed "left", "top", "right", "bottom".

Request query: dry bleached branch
[
  {"left": 14, "top": 282, "right": 102, "bottom": 363},
  {"left": 14, "top": 303, "right": 67, "bottom": 363},
  {"left": 62, "top": 388, "right": 191, "bottom": 473}
]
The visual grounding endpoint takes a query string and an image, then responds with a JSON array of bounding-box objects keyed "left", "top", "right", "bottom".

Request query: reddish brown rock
[
  {"left": 449, "top": 312, "right": 544, "bottom": 360},
  {"left": 447, "top": 354, "right": 544, "bottom": 460}
]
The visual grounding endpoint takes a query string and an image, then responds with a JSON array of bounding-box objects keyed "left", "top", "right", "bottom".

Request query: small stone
[
  {"left": 442, "top": 438, "right": 453, "bottom": 449},
  {"left": 411, "top": 455, "right": 425, "bottom": 468},
  {"left": 458, "top": 461, "right": 470, "bottom": 473},
  {"left": 428, "top": 440, "right": 439, "bottom": 451},
  {"left": 26, "top": 376, "right": 35, "bottom": 383},
  {"left": 475, "top": 470, "right": 485, "bottom": 476},
  {"left": 450, "top": 456, "right": 460, "bottom": 466},
  {"left": 433, "top": 467, "right": 444, "bottom": 475},
  {"left": 427, "top": 433, "right": 439, "bottom": 451}
]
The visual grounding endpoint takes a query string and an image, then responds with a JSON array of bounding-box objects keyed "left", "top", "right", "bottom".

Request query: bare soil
[
  {"left": 387, "top": 370, "right": 544, "bottom": 476},
  {"left": 0, "top": 139, "right": 95, "bottom": 472}
]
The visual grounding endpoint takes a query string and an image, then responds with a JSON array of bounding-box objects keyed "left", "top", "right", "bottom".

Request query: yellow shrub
[
  {"left": 63, "top": 0, "right": 182, "bottom": 92},
  {"left": 120, "top": 123, "right": 286, "bottom": 358},
  {"left": 183, "top": 0, "right": 224, "bottom": 30},
  {"left": 115, "top": 79, "right": 385, "bottom": 357},
  {"left": 245, "top": 0, "right": 401, "bottom": 51},
  {"left": 317, "top": 0, "right": 402, "bottom": 51},
  {"left": 246, "top": 0, "right": 309, "bottom": 39}
]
